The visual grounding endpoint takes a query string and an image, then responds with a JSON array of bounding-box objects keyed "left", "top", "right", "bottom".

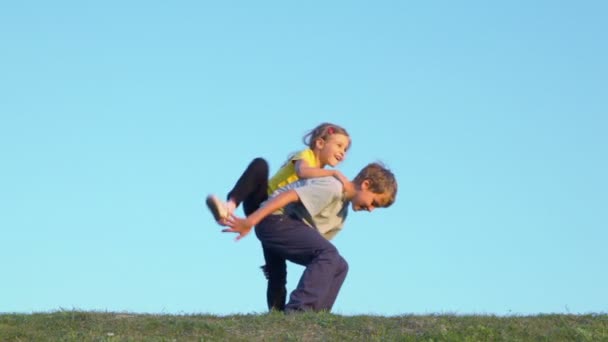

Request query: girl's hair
[
  {"left": 283, "top": 122, "right": 351, "bottom": 166},
  {"left": 302, "top": 122, "right": 351, "bottom": 151}
]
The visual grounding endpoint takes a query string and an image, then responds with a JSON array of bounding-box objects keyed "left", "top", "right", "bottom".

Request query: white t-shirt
[{"left": 266, "top": 176, "right": 349, "bottom": 240}]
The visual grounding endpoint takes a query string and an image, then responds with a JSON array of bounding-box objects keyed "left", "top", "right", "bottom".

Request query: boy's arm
[{"left": 222, "top": 189, "right": 300, "bottom": 241}]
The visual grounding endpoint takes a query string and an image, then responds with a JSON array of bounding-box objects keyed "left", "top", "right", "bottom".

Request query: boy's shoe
[{"left": 205, "top": 195, "right": 229, "bottom": 222}]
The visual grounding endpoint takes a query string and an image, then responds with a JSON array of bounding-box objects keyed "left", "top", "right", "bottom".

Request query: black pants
[
  {"left": 227, "top": 158, "right": 269, "bottom": 216},
  {"left": 227, "top": 158, "right": 287, "bottom": 311}
]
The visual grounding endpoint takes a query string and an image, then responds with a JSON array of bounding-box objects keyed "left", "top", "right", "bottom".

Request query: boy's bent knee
[
  {"left": 318, "top": 249, "right": 347, "bottom": 270},
  {"left": 338, "top": 255, "right": 349, "bottom": 274}
]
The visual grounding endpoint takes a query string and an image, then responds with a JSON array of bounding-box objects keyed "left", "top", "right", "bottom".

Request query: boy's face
[{"left": 350, "top": 180, "right": 392, "bottom": 212}]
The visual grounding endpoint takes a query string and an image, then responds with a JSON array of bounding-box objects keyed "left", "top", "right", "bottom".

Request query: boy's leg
[
  {"left": 320, "top": 255, "right": 348, "bottom": 311},
  {"left": 286, "top": 246, "right": 348, "bottom": 312},
  {"left": 226, "top": 157, "right": 269, "bottom": 216},
  {"left": 263, "top": 246, "right": 287, "bottom": 311},
  {"left": 255, "top": 215, "right": 348, "bottom": 312}
]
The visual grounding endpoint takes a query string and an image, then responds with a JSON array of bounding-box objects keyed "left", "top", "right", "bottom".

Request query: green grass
[{"left": 1, "top": 310, "right": 607, "bottom": 341}]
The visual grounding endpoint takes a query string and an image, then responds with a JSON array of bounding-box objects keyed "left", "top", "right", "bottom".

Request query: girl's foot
[{"left": 205, "top": 195, "right": 229, "bottom": 225}]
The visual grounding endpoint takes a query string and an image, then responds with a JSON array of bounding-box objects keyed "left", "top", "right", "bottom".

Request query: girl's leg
[
  {"left": 227, "top": 157, "right": 269, "bottom": 216},
  {"left": 206, "top": 158, "right": 268, "bottom": 222}
]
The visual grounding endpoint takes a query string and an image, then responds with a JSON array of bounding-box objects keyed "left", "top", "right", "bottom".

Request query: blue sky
[{"left": 1, "top": 1, "right": 606, "bottom": 316}]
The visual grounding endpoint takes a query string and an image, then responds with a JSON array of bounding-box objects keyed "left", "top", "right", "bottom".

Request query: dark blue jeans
[{"left": 255, "top": 215, "right": 349, "bottom": 312}]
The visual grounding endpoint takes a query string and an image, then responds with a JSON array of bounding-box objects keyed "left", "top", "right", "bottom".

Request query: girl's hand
[
  {"left": 333, "top": 170, "right": 349, "bottom": 185},
  {"left": 334, "top": 170, "right": 355, "bottom": 195},
  {"left": 221, "top": 214, "right": 254, "bottom": 241}
]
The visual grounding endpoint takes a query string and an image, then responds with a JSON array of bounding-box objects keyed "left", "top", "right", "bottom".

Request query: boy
[{"left": 220, "top": 162, "right": 397, "bottom": 313}]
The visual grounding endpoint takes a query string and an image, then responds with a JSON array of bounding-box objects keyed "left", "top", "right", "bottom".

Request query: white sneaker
[{"left": 205, "top": 195, "right": 229, "bottom": 221}]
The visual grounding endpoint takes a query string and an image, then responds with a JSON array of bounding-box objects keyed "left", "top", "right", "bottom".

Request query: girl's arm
[
  {"left": 222, "top": 189, "right": 300, "bottom": 241},
  {"left": 296, "top": 159, "right": 354, "bottom": 193},
  {"left": 295, "top": 159, "right": 336, "bottom": 179}
]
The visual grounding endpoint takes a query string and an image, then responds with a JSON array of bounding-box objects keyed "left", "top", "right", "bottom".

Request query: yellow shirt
[{"left": 267, "top": 149, "right": 319, "bottom": 194}]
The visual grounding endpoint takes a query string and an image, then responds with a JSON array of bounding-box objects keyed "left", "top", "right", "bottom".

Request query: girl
[
  {"left": 205, "top": 122, "right": 352, "bottom": 311},
  {"left": 206, "top": 122, "right": 352, "bottom": 224}
]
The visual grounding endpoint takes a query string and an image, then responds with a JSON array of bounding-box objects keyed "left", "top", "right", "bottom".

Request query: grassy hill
[{"left": 1, "top": 310, "right": 606, "bottom": 341}]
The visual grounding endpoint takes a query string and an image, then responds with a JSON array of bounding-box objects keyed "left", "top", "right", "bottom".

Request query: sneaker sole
[{"left": 205, "top": 196, "right": 226, "bottom": 221}]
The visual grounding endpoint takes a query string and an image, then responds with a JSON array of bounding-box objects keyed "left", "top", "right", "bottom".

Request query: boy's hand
[{"left": 221, "top": 214, "right": 253, "bottom": 241}]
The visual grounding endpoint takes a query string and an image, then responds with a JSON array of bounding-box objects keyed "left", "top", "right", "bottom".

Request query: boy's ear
[{"left": 360, "top": 179, "right": 371, "bottom": 190}]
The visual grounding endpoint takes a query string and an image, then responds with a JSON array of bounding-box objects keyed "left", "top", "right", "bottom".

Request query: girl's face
[{"left": 315, "top": 133, "right": 350, "bottom": 167}]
